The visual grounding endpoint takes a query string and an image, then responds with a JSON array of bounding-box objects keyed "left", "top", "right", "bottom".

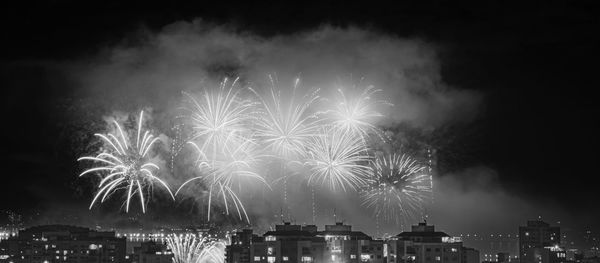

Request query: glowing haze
[{"left": 70, "top": 20, "right": 482, "bottom": 229}]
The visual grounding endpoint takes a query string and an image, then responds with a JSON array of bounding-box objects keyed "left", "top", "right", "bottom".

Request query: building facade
[
  {"left": 319, "top": 222, "right": 383, "bottom": 263},
  {"left": 387, "top": 222, "right": 479, "bottom": 263},
  {"left": 519, "top": 220, "right": 563, "bottom": 263},
  {"left": 227, "top": 223, "right": 326, "bottom": 263},
  {"left": 0, "top": 225, "right": 126, "bottom": 263},
  {"left": 227, "top": 222, "right": 476, "bottom": 263},
  {"left": 126, "top": 241, "right": 172, "bottom": 263}
]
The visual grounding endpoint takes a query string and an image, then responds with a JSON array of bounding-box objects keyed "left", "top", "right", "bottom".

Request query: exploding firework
[
  {"left": 176, "top": 138, "right": 268, "bottom": 223},
  {"left": 78, "top": 111, "right": 174, "bottom": 213},
  {"left": 304, "top": 128, "right": 372, "bottom": 191},
  {"left": 360, "top": 153, "right": 432, "bottom": 223},
  {"left": 250, "top": 76, "right": 323, "bottom": 160},
  {"left": 166, "top": 234, "right": 226, "bottom": 263},
  {"left": 183, "top": 78, "right": 256, "bottom": 158},
  {"left": 328, "top": 84, "right": 389, "bottom": 140}
]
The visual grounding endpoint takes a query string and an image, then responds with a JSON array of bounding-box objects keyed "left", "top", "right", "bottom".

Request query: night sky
[{"left": 1, "top": 0, "right": 599, "bottom": 236}]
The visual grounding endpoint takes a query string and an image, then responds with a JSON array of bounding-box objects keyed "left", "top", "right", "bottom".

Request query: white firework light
[
  {"left": 177, "top": 138, "right": 268, "bottom": 223},
  {"left": 77, "top": 76, "right": 435, "bottom": 223},
  {"left": 250, "top": 76, "right": 323, "bottom": 160},
  {"left": 360, "top": 153, "right": 432, "bottom": 223},
  {"left": 329, "top": 84, "right": 390, "bottom": 140},
  {"left": 175, "top": 78, "right": 269, "bottom": 223},
  {"left": 184, "top": 77, "right": 256, "bottom": 157},
  {"left": 166, "top": 234, "right": 226, "bottom": 263},
  {"left": 78, "top": 111, "right": 174, "bottom": 213},
  {"left": 305, "top": 128, "right": 372, "bottom": 191}
]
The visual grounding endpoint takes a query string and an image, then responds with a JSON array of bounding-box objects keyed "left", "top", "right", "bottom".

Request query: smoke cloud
[
  {"left": 54, "top": 19, "right": 492, "bottom": 232},
  {"left": 72, "top": 20, "right": 481, "bottom": 127}
]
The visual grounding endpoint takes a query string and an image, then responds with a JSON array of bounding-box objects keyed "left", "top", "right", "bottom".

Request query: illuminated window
[
  {"left": 451, "top": 248, "right": 458, "bottom": 252},
  {"left": 268, "top": 247, "right": 274, "bottom": 255},
  {"left": 302, "top": 256, "right": 313, "bottom": 263},
  {"left": 361, "top": 254, "right": 370, "bottom": 262},
  {"left": 351, "top": 255, "right": 357, "bottom": 259},
  {"left": 265, "top": 236, "right": 276, "bottom": 241},
  {"left": 436, "top": 256, "right": 441, "bottom": 261},
  {"left": 268, "top": 256, "right": 276, "bottom": 263},
  {"left": 283, "top": 256, "right": 289, "bottom": 261},
  {"left": 254, "top": 256, "right": 261, "bottom": 261}
]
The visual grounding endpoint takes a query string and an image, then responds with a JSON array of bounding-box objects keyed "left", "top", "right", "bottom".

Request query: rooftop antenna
[
  {"left": 280, "top": 207, "right": 284, "bottom": 223},
  {"left": 333, "top": 208, "right": 337, "bottom": 223}
]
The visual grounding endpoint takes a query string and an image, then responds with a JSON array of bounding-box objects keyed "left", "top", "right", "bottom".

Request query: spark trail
[
  {"left": 250, "top": 76, "right": 323, "bottom": 160},
  {"left": 360, "top": 153, "right": 432, "bottom": 223},
  {"left": 166, "top": 234, "right": 226, "bottom": 263},
  {"left": 78, "top": 111, "right": 174, "bottom": 213},
  {"left": 328, "top": 83, "right": 390, "bottom": 141},
  {"left": 305, "top": 128, "right": 372, "bottom": 191}
]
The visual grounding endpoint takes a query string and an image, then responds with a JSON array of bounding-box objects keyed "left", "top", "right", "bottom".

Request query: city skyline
[{"left": 0, "top": 0, "right": 599, "bottom": 255}]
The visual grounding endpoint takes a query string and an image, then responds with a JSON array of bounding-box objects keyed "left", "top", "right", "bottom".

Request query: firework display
[
  {"left": 250, "top": 76, "right": 323, "bottom": 160},
  {"left": 78, "top": 77, "right": 433, "bottom": 224},
  {"left": 78, "top": 111, "right": 175, "bottom": 213},
  {"left": 166, "top": 234, "right": 226, "bottom": 263},
  {"left": 183, "top": 78, "right": 256, "bottom": 156},
  {"left": 360, "top": 153, "right": 432, "bottom": 223},
  {"left": 328, "top": 84, "right": 389, "bottom": 140},
  {"left": 304, "top": 128, "right": 372, "bottom": 191},
  {"left": 177, "top": 138, "right": 268, "bottom": 223}
]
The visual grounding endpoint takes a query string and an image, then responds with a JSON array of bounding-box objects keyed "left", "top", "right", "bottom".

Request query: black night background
[{"left": 0, "top": 1, "right": 599, "bottom": 261}]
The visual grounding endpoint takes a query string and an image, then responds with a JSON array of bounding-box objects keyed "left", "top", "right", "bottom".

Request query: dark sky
[{"left": 0, "top": 0, "right": 599, "bottom": 234}]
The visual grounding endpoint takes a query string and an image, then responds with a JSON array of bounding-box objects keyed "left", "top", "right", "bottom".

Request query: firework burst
[
  {"left": 166, "top": 234, "right": 226, "bottom": 263},
  {"left": 329, "top": 84, "right": 389, "bottom": 141},
  {"left": 78, "top": 111, "right": 174, "bottom": 213},
  {"left": 250, "top": 76, "right": 323, "bottom": 160},
  {"left": 304, "top": 128, "right": 372, "bottom": 191},
  {"left": 184, "top": 78, "right": 256, "bottom": 157},
  {"left": 360, "top": 153, "right": 432, "bottom": 223},
  {"left": 176, "top": 138, "right": 268, "bottom": 223}
]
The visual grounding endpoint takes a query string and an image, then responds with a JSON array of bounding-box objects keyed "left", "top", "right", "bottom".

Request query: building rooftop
[{"left": 395, "top": 222, "right": 451, "bottom": 243}]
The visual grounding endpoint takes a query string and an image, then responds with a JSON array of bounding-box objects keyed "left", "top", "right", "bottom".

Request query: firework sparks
[
  {"left": 304, "top": 128, "right": 372, "bottom": 191},
  {"left": 184, "top": 78, "right": 256, "bottom": 158},
  {"left": 78, "top": 111, "right": 174, "bottom": 213},
  {"left": 250, "top": 76, "right": 323, "bottom": 160},
  {"left": 166, "top": 234, "right": 226, "bottom": 263},
  {"left": 176, "top": 138, "right": 268, "bottom": 223},
  {"left": 329, "top": 84, "right": 389, "bottom": 140},
  {"left": 360, "top": 153, "right": 432, "bottom": 223}
]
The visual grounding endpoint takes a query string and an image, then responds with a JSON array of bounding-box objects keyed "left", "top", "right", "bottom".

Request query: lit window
[
  {"left": 302, "top": 256, "right": 313, "bottom": 263},
  {"left": 436, "top": 256, "right": 441, "bottom": 261},
  {"left": 254, "top": 256, "right": 261, "bottom": 261},
  {"left": 268, "top": 247, "right": 274, "bottom": 255},
  {"left": 361, "top": 254, "right": 370, "bottom": 262},
  {"left": 265, "top": 236, "right": 276, "bottom": 241},
  {"left": 283, "top": 256, "right": 289, "bottom": 261},
  {"left": 451, "top": 248, "right": 458, "bottom": 252},
  {"left": 351, "top": 255, "right": 357, "bottom": 259},
  {"left": 268, "top": 256, "right": 276, "bottom": 263}
]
